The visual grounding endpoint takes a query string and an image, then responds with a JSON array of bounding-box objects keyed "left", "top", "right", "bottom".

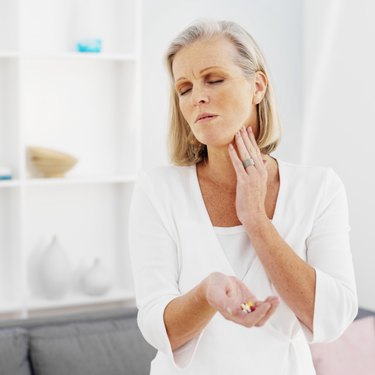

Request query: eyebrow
[{"left": 175, "top": 66, "right": 225, "bottom": 83}]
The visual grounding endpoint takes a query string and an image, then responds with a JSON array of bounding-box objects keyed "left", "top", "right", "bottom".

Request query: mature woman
[{"left": 129, "top": 19, "right": 358, "bottom": 374}]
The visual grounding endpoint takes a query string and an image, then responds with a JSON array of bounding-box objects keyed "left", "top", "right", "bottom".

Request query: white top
[
  {"left": 213, "top": 225, "right": 256, "bottom": 280},
  {"left": 128, "top": 159, "right": 358, "bottom": 375}
]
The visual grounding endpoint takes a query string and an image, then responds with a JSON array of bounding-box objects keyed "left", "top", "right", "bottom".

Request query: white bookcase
[{"left": 0, "top": 0, "right": 142, "bottom": 318}]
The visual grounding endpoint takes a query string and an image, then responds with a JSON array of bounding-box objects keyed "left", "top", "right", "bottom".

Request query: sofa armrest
[{"left": 310, "top": 315, "right": 375, "bottom": 375}]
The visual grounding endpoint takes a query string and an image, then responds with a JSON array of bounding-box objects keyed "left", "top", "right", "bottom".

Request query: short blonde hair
[{"left": 165, "top": 19, "right": 282, "bottom": 166}]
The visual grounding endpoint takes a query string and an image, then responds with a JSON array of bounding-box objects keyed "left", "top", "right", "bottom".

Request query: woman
[{"left": 129, "top": 19, "right": 358, "bottom": 374}]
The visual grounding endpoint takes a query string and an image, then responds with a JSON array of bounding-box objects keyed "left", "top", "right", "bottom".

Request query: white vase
[
  {"left": 81, "top": 258, "right": 112, "bottom": 296},
  {"left": 39, "top": 235, "right": 72, "bottom": 299}
]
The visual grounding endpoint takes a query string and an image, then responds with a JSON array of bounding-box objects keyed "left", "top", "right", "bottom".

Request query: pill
[
  {"left": 240, "top": 300, "right": 256, "bottom": 313},
  {"left": 246, "top": 300, "right": 256, "bottom": 312}
]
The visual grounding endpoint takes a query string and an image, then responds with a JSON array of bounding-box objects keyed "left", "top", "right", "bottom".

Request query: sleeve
[
  {"left": 301, "top": 168, "right": 358, "bottom": 344},
  {"left": 128, "top": 172, "right": 204, "bottom": 369}
]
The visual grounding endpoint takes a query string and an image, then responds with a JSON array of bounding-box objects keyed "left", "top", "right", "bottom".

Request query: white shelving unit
[{"left": 0, "top": 0, "right": 142, "bottom": 318}]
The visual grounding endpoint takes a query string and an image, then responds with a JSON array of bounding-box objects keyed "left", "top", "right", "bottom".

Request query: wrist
[
  {"left": 199, "top": 273, "right": 218, "bottom": 312},
  {"left": 199, "top": 275, "right": 212, "bottom": 305},
  {"left": 243, "top": 213, "right": 271, "bottom": 235}
]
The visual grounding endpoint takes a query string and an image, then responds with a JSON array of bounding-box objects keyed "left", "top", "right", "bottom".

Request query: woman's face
[{"left": 172, "top": 37, "right": 262, "bottom": 147}]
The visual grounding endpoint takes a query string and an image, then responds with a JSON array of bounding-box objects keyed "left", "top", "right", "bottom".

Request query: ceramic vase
[
  {"left": 81, "top": 258, "right": 112, "bottom": 296},
  {"left": 39, "top": 235, "right": 72, "bottom": 299}
]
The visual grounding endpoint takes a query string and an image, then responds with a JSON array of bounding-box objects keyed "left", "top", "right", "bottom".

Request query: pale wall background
[
  {"left": 141, "top": 0, "right": 375, "bottom": 310},
  {"left": 303, "top": 0, "right": 375, "bottom": 310}
]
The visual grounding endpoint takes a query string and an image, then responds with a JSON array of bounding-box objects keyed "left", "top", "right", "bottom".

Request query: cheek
[
  {"left": 178, "top": 99, "right": 192, "bottom": 123},
  {"left": 224, "top": 96, "right": 252, "bottom": 124},
  {"left": 236, "top": 87, "right": 254, "bottom": 115}
]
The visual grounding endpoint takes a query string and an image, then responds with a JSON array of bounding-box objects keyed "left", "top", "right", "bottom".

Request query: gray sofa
[
  {"left": 0, "top": 306, "right": 373, "bottom": 375},
  {"left": 0, "top": 306, "right": 156, "bottom": 375}
]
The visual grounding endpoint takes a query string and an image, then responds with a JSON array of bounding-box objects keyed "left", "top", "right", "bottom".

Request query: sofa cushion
[
  {"left": 310, "top": 316, "right": 375, "bottom": 375},
  {"left": 0, "top": 328, "right": 31, "bottom": 375},
  {"left": 29, "top": 318, "right": 156, "bottom": 375}
]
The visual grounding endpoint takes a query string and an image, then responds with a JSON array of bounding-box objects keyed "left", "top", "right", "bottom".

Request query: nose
[{"left": 191, "top": 85, "right": 210, "bottom": 106}]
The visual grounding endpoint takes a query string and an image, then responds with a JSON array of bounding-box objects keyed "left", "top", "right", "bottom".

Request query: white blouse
[
  {"left": 213, "top": 225, "right": 256, "bottom": 280},
  {"left": 128, "top": 158, "right": 358, "bottom": 375}
]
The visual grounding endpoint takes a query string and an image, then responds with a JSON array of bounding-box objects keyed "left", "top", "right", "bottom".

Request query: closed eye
[
  {"left": 208, "top": 79, "right": 224, "bottom": 84},
  {"left": 179, "top": 79, "right": 224, "bottom": 96},
  {"left": 180, "top": 87, "right": 191, "bottom": 96}
]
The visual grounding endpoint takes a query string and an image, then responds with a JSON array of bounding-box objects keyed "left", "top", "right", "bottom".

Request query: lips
[{"left": 195, "top": 113, "right": 218, "bottom": 123}]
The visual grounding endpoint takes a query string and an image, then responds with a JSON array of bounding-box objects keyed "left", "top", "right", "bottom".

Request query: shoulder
[
  {"left": 276, "top": 159, "right": 348, "bottom": 222},
  {"left": 277, "top": 159, "right": 347, "bottom": 213},
  {"left": 277, "top": 159, "right": 344, "bottom": 192}
]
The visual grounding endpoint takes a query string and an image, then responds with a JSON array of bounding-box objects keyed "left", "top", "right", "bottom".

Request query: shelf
[
  {"left": 27, "top": 289, "right": 135, "bottom": 311},
  {"left": 21, "top": 59, "right": 138, "bottom": 177},
  {"left": 0, "top": 51, "right": 139, "bottom": 61},
  {"left": 0, "top": 51, "right": 19, "bottom": 58},
  {"left": 0, "top": 188, "right": 22, "bottom": 310},
  {"left": 0, "top": 0, "right": 141, "bottom": 317},
  {"left": 24, "top": 175, "right": 137, "bottom": 186},
  {"left": 0, "top": 176, "right": 137, "bottom": 188},
  {"left": 0, "top": 0, "right": 18, "bottom": 52},
  {"left": 0, "top": 301, "right": 22, "bottom": 315},
  {"left": 0, "top": 180, "right": 20, "bottom": 188},
  {"left": 18, "top": 0, "right": 137, "bottom": 55},
  {"left": 0, "top": 58, "right": 20, "bottom": 177},
  {"left": 19, "top": 52, "right": 139, "bottom": 61}
]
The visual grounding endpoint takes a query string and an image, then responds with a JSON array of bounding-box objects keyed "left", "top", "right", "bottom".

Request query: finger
[
  {"left": 254, "top": 297, "right": 280, "bottom": 327},
  {"left": 241, "top": 302, "right": 271, "bottom": 327},
  {"left": 234, "top": 131, "right": 252, "bottom": 163},
  {"left": 247, "top": 127, "right": 263, "bottom": 163},
  {"left": 228, "top": 143, "right": 247, "bottom": 178},
  {"left": 247, "top": 128, "right": 269, "bottom": 180},
  {"left": 240, "top": 127, "right": 257, "bottom": 160},
  {"left": 235, "top": 131, "right": 257, "bottom": 173},
  {"left": 219, "top": 305, "right": 235, "bottom": 321},
  {"left": 253, "top": 296, "right": 278, "bottom": 309},
  {"left": 246, "top": 127, "right": 264, "bottom": 167},
  {"left": 255, "top": 299, "right": 279, "bottom": 327}
]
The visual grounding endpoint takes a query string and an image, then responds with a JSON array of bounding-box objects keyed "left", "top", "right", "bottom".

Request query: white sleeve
[
  {"left": 128, "top": 172, "right": 204, "bottom": 369},
  {"left": 301, "top": 168, "right": 358, "bottom": 343}
]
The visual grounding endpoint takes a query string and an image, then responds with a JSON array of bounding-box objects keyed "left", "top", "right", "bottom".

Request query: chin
[
  {"left": 197, "top": 135, "right": 232, "bottom": 148},
  {"left": 193, "top": 126, "right": 234, "bottom": 147}
]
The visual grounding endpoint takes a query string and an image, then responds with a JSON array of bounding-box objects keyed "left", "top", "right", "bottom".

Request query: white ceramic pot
[
  {"left": 81, "top": 258, "right": 112, "bottom": 296},
  {"left": 39, "top": 235, "right": 72, "bottom": 299}
]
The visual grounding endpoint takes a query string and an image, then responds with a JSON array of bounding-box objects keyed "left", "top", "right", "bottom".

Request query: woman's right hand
[{"left": 203, "top": 272, "right": 280, "bottom": 328}]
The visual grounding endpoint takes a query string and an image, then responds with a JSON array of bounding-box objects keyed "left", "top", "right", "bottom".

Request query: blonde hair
[{"left": 165, "top": 19, "right": 282, "bottom": 166}]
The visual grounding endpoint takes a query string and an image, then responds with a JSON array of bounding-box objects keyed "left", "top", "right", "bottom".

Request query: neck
[
  {"left": 197, "top": 144, "right": 276, "bottom": 192},
  {"left": 198, "top": 145, "right": 238, "bottom": 192}
]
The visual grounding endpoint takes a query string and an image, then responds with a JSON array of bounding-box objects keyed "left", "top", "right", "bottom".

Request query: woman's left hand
[{"left": 228, "top": 126, "right": 268, "bottom": 226}]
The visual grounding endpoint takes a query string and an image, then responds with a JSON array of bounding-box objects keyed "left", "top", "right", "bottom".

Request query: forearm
[
  {"left": 244, "top": 216, "right": 316, "bottom": 331},
  {"left": 164, "top": 278, "right": 217, "bottom": 351}
]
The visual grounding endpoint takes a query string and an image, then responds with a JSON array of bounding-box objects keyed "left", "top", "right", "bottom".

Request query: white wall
[
  {"left": 141, "top": 0, "right": 303, "bottom": 168},
  {"left": 303, "top": 0, "right": 375, "bottom": 310}
]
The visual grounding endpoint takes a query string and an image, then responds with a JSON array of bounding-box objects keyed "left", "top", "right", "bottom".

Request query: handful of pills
[{"left": 241, "top": 300, "right": 256, "bottom": 313}]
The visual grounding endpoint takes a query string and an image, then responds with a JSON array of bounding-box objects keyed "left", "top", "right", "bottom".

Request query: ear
[{"left": 252, "top": 71, "right": 268, "bottom": 105}]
